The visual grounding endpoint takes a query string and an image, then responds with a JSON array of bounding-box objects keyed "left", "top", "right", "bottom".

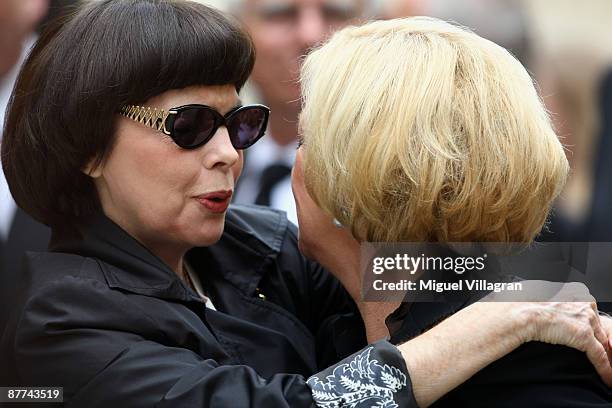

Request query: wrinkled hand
[
  {"left": 485, "top": 281, "right": 612, "bottom": 386},
  {"left": 600, "top": 313, "right": 612, "bottom": 342},
  {"left": 528, "top": 301, "right": 611, "bottom": 385}
]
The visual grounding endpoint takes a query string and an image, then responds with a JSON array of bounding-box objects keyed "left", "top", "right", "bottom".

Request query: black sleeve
[
  {"left": 307, "top": 340, "right": 419, "bottom": 408},
  {"left": 12, "top": 276, "right": 417, "bottom": 408}
]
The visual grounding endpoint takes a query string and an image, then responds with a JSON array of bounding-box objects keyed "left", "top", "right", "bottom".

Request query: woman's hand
[
  {"left": 400, "top": 292, "right": 612, "bottom": 407},
  {"left": 491, "top": 300, "right": 612, "bottom": 385},
  {"left": 483, "top": 280, "right": 612, "bottom": 385},
  {"left": 600, "top": 313, "right": 612, "bottom": 351},
  {"left": 523, "top": 300, "right": 611, "bottom": 380}
]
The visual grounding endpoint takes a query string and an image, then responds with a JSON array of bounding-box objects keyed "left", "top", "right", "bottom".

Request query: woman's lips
[{"left": 195, "top": 190, "right": 232, "bottom": 213}]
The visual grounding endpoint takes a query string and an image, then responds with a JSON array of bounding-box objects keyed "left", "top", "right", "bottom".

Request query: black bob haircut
[{"left": 1, "top": 0, "right": 255, "bottom": 229}]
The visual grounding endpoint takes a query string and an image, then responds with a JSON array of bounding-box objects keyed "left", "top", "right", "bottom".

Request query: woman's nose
[{"left": 202, "top": 126, "right": 239, "bottom": 169}]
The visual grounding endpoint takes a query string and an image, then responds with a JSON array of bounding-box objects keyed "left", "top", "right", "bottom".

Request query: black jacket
[
  {"left": 0, "top": 205, "right": 415, "bottom": 407},
  {"left": 0, "top": 208, "right": 51, "bottom": 334}
]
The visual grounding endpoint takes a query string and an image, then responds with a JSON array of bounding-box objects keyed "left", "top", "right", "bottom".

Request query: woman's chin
[{"left": 181, "top": 220, "right": 226, "bottom": 249}]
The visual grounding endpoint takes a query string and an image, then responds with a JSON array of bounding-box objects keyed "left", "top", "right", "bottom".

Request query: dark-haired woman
[{"left": 1, "top": 1, "right": 611, "bottom": 407}]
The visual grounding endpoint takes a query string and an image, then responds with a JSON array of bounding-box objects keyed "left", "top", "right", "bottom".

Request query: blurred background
[{"left": 2, "top": 0, "right": 612, "bottom": 242}]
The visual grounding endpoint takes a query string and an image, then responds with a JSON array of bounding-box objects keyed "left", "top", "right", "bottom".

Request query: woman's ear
[{"left": 82, "top": 157, "right": 103, "bottom": 178}]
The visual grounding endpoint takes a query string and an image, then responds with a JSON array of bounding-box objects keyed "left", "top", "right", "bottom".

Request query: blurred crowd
[{"left": 1, "top": 0, "right": 612, "bottom": 331}]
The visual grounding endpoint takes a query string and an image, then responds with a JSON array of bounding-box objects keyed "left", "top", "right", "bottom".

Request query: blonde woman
[{"left": 294, "top": 17, "right": 612, "bottom": 407}]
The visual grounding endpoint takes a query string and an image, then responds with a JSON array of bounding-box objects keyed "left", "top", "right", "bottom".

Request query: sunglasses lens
[
  {"left": 172, "top": 108, "right": 216, "bottom": 148},
  {"left": 228, "top": 107, "right": 268, "bottom": 149}
]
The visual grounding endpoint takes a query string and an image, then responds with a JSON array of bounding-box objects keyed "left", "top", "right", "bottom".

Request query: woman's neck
[
  {"left": 147, "top": 243, "right": 187, "bottom": 278},
  {"left": 357, "top": 300, "right": 402, "bottom": 343}
]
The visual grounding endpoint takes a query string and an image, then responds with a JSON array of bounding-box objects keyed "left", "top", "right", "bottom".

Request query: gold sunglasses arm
[{"left": 119, "top": 105, "right": 176, "bottom": 135}]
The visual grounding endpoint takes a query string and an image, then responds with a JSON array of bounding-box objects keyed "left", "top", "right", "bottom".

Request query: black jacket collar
[{"left": 49, "top": 204, "right": 287, "bottom": 302}]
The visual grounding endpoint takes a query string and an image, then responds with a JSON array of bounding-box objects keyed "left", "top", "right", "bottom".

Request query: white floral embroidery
[{"left": 307, "top": 347, "right": 407, "bottom": 408}]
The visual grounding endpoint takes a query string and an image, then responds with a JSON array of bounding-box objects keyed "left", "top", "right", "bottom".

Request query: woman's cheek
[{"left": 232, "top": 152, "right": 244, "bottom": 182}]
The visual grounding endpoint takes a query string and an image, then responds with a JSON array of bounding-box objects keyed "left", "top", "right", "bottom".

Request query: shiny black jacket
[{"left": 0, "top": 205, "right": 415, "bottom": 407}]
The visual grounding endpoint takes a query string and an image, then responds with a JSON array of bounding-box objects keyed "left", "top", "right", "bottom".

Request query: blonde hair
[{"left": 299, "top": 17, "right": 569, "bottom": 243}]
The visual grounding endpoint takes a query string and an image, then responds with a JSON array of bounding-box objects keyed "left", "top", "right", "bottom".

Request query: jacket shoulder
[
  {"left": 225, "top": 204, "right": 291, "bottom": 254},
  {"left": 20, "top": 251, "right": 106, "bottom": 290}
]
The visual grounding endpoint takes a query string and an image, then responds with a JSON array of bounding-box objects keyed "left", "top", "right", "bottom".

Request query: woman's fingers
[
  {"left": 582, "top": 332, "right": 612, "bottom": 386},
  {"left": 530, "top": 300, "right": 612, "bottom": 385},
  {"left": 592, "top": 314, "right": 610, "bottom": 358},
  {"left": 587, "top": 308, "right": 612, "bottom": 385},
  {"left": 482, "top": 282, "right": 612, "bottom": 383},
  {"left": 596, "top": 314, "right": 612, "bottom": 367},
  {"left": 599, "top": 315, "right": 612, "bottom": 344}
]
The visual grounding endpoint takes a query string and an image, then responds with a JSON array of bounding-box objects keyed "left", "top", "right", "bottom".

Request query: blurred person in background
[
  {"left": 0, "top": 0, "right": 50, "bottom": 335},
  {"left": 578, "top": 67, "right": 612, "bottom": 314},
  {"left": 589, "top": 69, "right": 612, "bottom": 241},
  {"left": 534, "top": 51, "right": 600, "bottom": 241},
  {"left": 230, "top": 0, "right": 372, "bottom": 224},
  {"left": 381, "top": 0, "right": 532, "bottom": 75},
  {"left": 519, "top": 0, "right": 612, "bottom": 245},
  {"left": 0, "top": 0, "right": 48, "bottom": 76}
]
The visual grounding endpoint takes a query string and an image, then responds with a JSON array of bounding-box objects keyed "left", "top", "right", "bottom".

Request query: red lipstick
[{"left": 196, "top": 190, "right": 232, "bottom": 213}]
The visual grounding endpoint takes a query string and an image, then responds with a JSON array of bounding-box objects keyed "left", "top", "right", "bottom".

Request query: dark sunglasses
[{"left": 119, "top": 103, "right": 270, "bottom": 149}]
